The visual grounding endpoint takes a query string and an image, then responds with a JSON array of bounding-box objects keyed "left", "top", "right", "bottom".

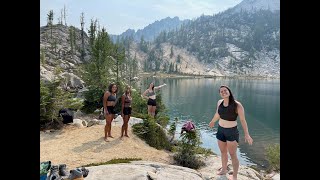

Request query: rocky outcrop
[
  {"left": 40, "top": 24, "right": 90, "bottom": 65},
  {"left": 198, "top": 155, "right": 261, "bottom": 180},
  {"left": 59, "top": 72, "right": 85, "bottom": 89},
  {"left": 85, "top": 161, "right": 203, "bottom": 180},
  {"left": 84, "top": 160, "right": 261, "bottom": 180},
  {"left": 40, "top": 24, "right": 90, "bottom": 89}
]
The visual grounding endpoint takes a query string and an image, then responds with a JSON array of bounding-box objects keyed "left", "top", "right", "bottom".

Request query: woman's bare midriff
[
  {"left": 218, "top": 118, "right": 237, "bottom": 128},
  {"left": 107, "top": 101, "right": 115, "bottom": 106},
  {"left": 148, "top": 95, "right": 156, "bottom": 100}
]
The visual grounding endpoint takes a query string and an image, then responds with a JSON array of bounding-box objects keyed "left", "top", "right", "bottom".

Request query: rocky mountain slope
[
  {"left": 110, "top": 16, "right": 190, "bottom": 42},
  {"left": 122, "top": 0, "right": 280, "bottom": 78},
  {"left": 230, "top": 0, "right": 280, "bottom": 13},
  {"left": 40, "top": 24, "right": 90, "bottom": 89}
]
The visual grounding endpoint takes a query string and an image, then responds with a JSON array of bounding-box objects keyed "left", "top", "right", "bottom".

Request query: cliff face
[{"left": 40, "top": 24, "right": 91, "bottom": 89}]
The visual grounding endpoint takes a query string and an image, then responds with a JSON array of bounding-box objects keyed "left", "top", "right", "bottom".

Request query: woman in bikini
[
  {"left": 121, "top": 86, "right": 132, "bottom": 138},
  {"left": 103, "top": 83, "right": 118, "bottom": 142},
  {"left": 142, "top": 82, "right": 166, "bottom": 118}
]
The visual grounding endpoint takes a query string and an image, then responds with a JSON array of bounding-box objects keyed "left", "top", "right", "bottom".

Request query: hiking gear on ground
[
  {"left": 58, "top": 164, "right": 69, "bottom": 176},
  {"left": 40, "top": 161, "right": 51, "bottom": 175}
]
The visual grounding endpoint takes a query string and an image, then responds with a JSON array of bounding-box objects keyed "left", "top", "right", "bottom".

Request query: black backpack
[{"left": 59, "top": 108, "right": 74, "bottom": 124}]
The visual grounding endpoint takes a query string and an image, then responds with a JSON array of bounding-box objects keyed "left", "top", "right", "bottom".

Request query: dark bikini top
[
  {"left": 147, "top": 90, "right": 155, "bottom": 97},
  {"left": 123, "top": 94, "right": 132, "bottom": 105},
  {"left": 218, "top": 100, "right": 238, "bottom": 121},
  {"left": 107, "top": 93, "right": 116, "bottom": 101}
]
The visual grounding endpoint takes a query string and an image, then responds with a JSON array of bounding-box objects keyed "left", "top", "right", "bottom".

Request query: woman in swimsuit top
[
  {"left": 142, "top": 82, "right": 166, "bottom": 118},
  {"left": 121, "top": 86, "right": 132, "bottom": 138},
  {"left": 208, "top": 85, "right": 253, "bottom": 180},
  {"left": 103, "top": 83, "right": 118, "bottom": 142}
]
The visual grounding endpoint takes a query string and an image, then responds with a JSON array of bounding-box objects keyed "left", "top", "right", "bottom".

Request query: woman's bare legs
[
  {"left": 148, "top": 105, "right": 152, "bottom": 116},
  {"left": 121, "top": 115, "right": 130, "bottom": 138},
  {"left": 104, "top": 114, "right": 113, "bottom": 141},
  {"left": 217, "top": 140, "right": 228, "bottom": 175},
  {"left": 124, "top": 115, "right": 130, "bottom": 137},
  {"left": 227, "top": 141, "right": 239, "bottom": 180},
  {"left": 151, "top": 106, "right": 156, "bottom": 118},
  {"left": 108, "top": 114, "right": 115, "bottom": 138}
]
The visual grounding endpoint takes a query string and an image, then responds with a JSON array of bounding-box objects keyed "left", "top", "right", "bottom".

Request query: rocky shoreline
[{"left": 138, "top": 72, "right": 280, "bottom": 80}]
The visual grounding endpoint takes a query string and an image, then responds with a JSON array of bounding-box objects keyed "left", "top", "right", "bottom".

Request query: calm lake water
[{"left": 140, "top": 77, "right": 280, "bottom": 169}]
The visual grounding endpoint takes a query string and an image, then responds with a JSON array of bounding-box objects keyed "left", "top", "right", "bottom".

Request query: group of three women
[
  {"left": 102, "top": 82, "right": 252, "bottom": 180},
  {"left": 102, "top": 82, "right": 166, "bottom": 142}
]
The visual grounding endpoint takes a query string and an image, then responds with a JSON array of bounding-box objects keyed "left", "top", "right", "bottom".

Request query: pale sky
[{"left": 40, "top": 0, "right": 242, "bottom": 35}]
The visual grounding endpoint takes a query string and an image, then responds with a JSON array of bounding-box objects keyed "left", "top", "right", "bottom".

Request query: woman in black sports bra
[
  {"left": 103, "top": 83, "right": 118, "bottom": 142},
  {"left": 142, "top": 82, "right": 166, "bottom": 118},
  {"left": 208, "top": 85, "right": 253, "bottom": 180},
  {"left": 121, "top": 86, "right": 132, "bottom": 138}
]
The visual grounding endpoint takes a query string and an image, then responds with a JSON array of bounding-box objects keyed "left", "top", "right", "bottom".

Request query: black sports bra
[
  {"left": 218, "top": 100, "right": 238, "bottom": 121},
  {"left": 107, "top": 93, "right": 116, "bottom": 101}
]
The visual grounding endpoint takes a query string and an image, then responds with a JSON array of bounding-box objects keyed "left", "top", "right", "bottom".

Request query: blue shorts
[{"left": 216, "top": 125, "right": 239, "bottom": 143}]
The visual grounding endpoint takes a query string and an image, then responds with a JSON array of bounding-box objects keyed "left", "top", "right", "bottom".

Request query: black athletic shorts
[
  {"left": 147, "top": 98, "right": 156, "bottom": 106},
  {"left": 123, "top": 107, "right": 132, "bottom": 115},
  {"left": 216, "top": 125, "right": 239, "bottom": 143},
  {"left": 106, "top": 106, "right": 116, "bottom": 114}
]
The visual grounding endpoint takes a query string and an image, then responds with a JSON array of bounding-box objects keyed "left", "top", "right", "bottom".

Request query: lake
[{"left": 140, "top": 77, "right": 280, "bottom": 169}]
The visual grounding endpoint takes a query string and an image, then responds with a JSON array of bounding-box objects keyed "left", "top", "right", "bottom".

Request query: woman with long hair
[
  {"left": 142, "top": 82, "right": 166, "bottom": 118},
  {"left": 121, "top": 86, "right": 132, "bottom": 138},
  {"left": 209, "top": 85, "right": 253, "bottom": 180},
  {"left": 103, "top": 83, "right": 118, "bottom": 142}
]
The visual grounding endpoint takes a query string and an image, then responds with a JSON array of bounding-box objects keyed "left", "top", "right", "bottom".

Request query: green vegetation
[
  {"left": 79, "top": 18, "right": 127, "bottom": 113},
  {"left": 40, "top": 78, "right": 84, "bottom": 125},
  {"left": 132, "top": 116, "right": 172, "bottom": 151},
  {"left": 170, "top": 46, "right": 174, "bottom": 58},
  {"left": 266, "top": 143, "right": 280, "bottom": 172},
  {"left": 173, "top": 130, "right": 206, "bottom": 169},
  {"left": 82, "top": 158, "right": 142, "bottom": 167}
]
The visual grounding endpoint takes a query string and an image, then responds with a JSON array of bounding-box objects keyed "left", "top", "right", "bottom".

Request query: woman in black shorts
[
  {"left": 103, "top": 83, "right": 118, "bottom": 142},
  {"left": 121, "top": 86, "right": 132, "bottom": 138},
  {"left": 142, "top": 82, "right": 166, "bottom": 118},
  {"left": 208, "top": 85, "right": 253, "bottom": 180}
]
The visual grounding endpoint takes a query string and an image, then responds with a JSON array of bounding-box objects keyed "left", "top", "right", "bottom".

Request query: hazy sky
[{"left": 40, "top": 0, "right": 242, "bottom": 35}]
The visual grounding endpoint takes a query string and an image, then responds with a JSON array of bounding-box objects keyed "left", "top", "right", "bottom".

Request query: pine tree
[
  {"left": 40, "top": 48, "right": 46, "bottom": 65},
  {"left": 47, "top": 10, "right": 54, "bottom": 40},
  {"left": 88, "top": 19, "right": 97, "bottom": 48},
  {"left": 73, "top": 27, "right": 77, "bottom": 52},
  {"left": 60, "top": 9, "right": 63, "bottom": 24},
  {"left": 170, "top": 46, "right": 174, "bottom": 58},
  {"left": 69, "top": 27, "right": 74, "bottom": 55},
  {"left": 112, "top": 43, "right": 125, "bottom": 83},
  {"left": 82, "top": 22, "right": 120, "bottom": 88},
  {"left": 139, "top": 36, "right": 148, "bottom": 53},
  {"left": 133, "top": 53, "right": 138, "bottom": 77},
  {"left": 176, "top": 54, "right": 181, "bottom": 63},
  {"left": 80, "top": 12, "right": 85, "bottom": 61},
  {"left": 169, "top": 62, "right": 173, "bottom": 73},
  {"left": 64, "top": 4, "right": 67, "bottom": 26},
  {"left": 144, "top": 60, "right": 148, "bottom": 72}
]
